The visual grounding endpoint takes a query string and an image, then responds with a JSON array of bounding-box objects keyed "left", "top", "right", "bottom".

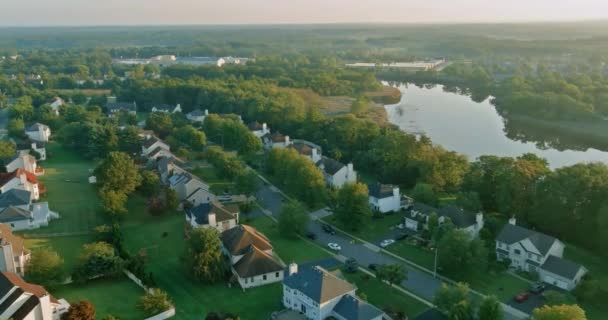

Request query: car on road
[
  {"left": 327, "top": 243, "right": 341, "bottom": 251},
  {"left": 305, "top": 231, "right": 317, "bottom": 240},
  {"left": 368, "top": 263, "right": 379, "bottom": 271},
  {"left": 380, "top": 239, "right": 396, "bottom": 248},
  {"left": 322, "top": 224, "right": 336, "bottom": 234},
  {"left": 529, "top": 282, "right": 546, "bottom": 294},
  {"left": 514, "top": 291, "right": 530, "bottom": 303}
]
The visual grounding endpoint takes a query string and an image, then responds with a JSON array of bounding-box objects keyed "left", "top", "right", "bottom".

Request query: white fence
[
  {"left": 144, "top": 308, "right": 176, "bottom": 320},
  {"left": 123, "top": 270, "right": 176, "bottom": 320}
]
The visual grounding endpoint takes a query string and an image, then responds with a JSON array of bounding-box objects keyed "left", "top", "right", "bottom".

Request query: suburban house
[
  {"left": 24, "top": 123, "right": 51, "bottom": 143},
  {"left": 5, "top": 152, "right": 41, "bottom": 176},
  {"left": 141, "top": 136, "right": 172, "bottom": 160},
  {"left": 0, "top": 169, "right": 44, "bottom": 201},
  {"left": 316, "top": 157, "right": 357, "bottom": 188},
  {"left": 405, "top": 203, "right": 484, "bottom": 237},
  {"left": 157, "top": 155, "right": 187, "bottom": 185},
  {"left": 151, "top": 103, "right": 182, "bottom": 113},
  {"left": 282, "top": 263, "right": 385, "bottom": 320},
  {"left": 220, "top": 225, "right": 284, "bottom": 289},
  {"left": 0, "top": 271, "right": 70, "bottom": 320},
  {"left": 368, "top": 183, "right": 402, "bottom": 213},
  {"left": 168, "top": 172, "right": 215, "bottom": 206},
  {"left": 185, "top": 201, "right": 239, "bottom": 232},
  {"left": 0, "top": 224, "right": 30, "bottom": 275},
  {"left": 48, "top": 97, "right": 64, "bottom": 116},
  {"left": 496, "top": 218, "right": 587, "bottom": 291},
  {"left": 17, "top": 142, "right": 46, "bottom": 161},
  {"left": 289, "top": 141, "right": 322, "bottom": 163},
  {"left": 186, "top": 109, "right": 209, "bottom": 123},
  {"left": 105, "top": 96, "right": 137, "bottom": 116},
  {"left": 262, "top": 132, "right": 292, "bottom": 150},
  {"left": 0, "top": 189, "right": 59, "bottom": 231},
  {"left": 247, "top": 122, "right": 270, "bottom": 138}
]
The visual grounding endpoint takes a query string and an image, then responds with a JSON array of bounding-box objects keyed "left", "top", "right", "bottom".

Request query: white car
[
  {"left": 397, "top": 223, "right": 405, "bottom": 229},
  {"left": 380, "top": 239, "right": 395, "bottom": 248},
  {"left": 328, "top": 243, "right": 342, "bottom": 251}
]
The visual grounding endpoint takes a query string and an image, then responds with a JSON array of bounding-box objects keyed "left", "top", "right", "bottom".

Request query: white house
[
  {"left": 48, "top": 97, "right": 64, "bottom": 116},
  {"left": 0, "top": 189, "right": 59, "bottom": 231},
  {"left": 220, "top": 225, "right": 284, "bottom": 289},
  {"left": 24, "top": 123, "right": 51, "bottom": 143},
  {"left": 186, "top": 109, "right": 208, "bottom": 123},
  {"left": 496, "top": 218, "right": 587, "bottom": 291},
  {"left": 0, "top": 224, "right": 30, "bottom": 275},
  {"left": 247, "top": 122, "right": 270, "bottom": 138},
  {"left": 262, "top": 132, "right": 292, "bottom": 150},
  {"left": 368, "top": 183, "right": 401, "bottom": 213},
  {"left": 283, "top": 263, "right": 384, "bottom": 320},
  {"left": 289, "top": 142, "right": 322, "bottom": 163},
  {"left": 168, "top": 172, "right": 215, "bottom": 206},
  {"left": 0, "top": 271, "right": 70, "bottom": 320},
  {"left": 105, "top": 96, "right": 137, "bottom": 116},
  {"left": 141, "top": 136, "right": 172, "bottom": 160},
  {"left": 316, "top": 157, "right": 357, "bottom": 188},
  {"left": 5, "top": 152, "right": 39, "bottom": 175},
  {"left": 151, "top": 104, "right": 182, "bottom": 113},
  {"left": 0, "top": 169, "right": 43, "bottom": 201},
  {"left": 18, "top": 142, "right": 46, "bottom": 161},
  {"left": 185, "top": 202, "right": 239, "bottom": 232},
  {"left": 157, "top": 156, "right": 187, "bottom": 185},
  {"left": 405, "top": 203, "right": 484, "bottom": 237}
]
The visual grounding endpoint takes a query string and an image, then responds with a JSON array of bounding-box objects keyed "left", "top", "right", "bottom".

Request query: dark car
[
  {"left": 514, "top": 291, "right": 530, "bottom": 303},
  {"left": 529, "top": 282, "right": 546, "bottom": 294},
  {"left": 322, "top": 224, "right": 336, "bottom": 234},
  {"left": 306, "top": 231, "right": 317, "bottom": 240},
  {"left": 368, "top": 263, "right": 379, "bottom": 271}
]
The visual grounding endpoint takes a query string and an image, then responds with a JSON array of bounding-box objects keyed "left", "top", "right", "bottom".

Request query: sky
[{"left": 2, "top": 0, "right": 608, "bottom": 26}]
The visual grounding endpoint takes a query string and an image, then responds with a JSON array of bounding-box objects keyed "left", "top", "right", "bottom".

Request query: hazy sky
[{"left": 2, "top": 0, "right": 608, "bottom": 26}]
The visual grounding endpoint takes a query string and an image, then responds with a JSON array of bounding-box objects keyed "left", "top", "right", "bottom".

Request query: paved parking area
[{"left": 507, "top": 292, "right": 545, "bottom": 314}]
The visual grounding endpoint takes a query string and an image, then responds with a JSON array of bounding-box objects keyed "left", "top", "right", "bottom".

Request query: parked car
[
  {"left": 514, "top": 291, "right": 530, "bottom": 303},
  {"left": 306, "top": 231, "right": 317, "bottom": 240},
  {"left": 322, "top": 224, "right": 336, "bottom": 234},
  {"left": 395, "top": 233, "right": 409, "bottom": 241},
  {"left": 529, "top": 282, "right": 546, "bottom": 294},
  {"left": 380, "top": 239, "right": 396, "bottom": 248},
  {"left": 344, "top": 258, "right": 358, "bottom": 273},
  {"left": 328, "top": 242, "right": 341, "bottom": 251},
  {"left": 368, "top": 263, "right": 379, "bottom": 271}
]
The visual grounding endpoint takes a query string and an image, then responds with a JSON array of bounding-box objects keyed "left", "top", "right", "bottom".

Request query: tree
[
  {"left": 448, "top": 299, "right": 474, "bottom": 320},
  {"left": 146, "top": 112, "right": 173, "bottom": 138},
  {"left": 334, "top": 182, "right": 371, "bottom": 231},
  {"left": 234, "top": 171, "right": 259, "bottom": 196},
  {"left": 95, "top": 152, "right": 142, "bottom": 195},
  {"left": 411, "top": 183, "right": 437, "bottom": 206},
  {"left": 61, "top": 300, "right": 96, "bottom": 320},
  {"left": 478, "top": 296, "right": 503, "bottom": 320},
  {"left": 278, "top": 201, "right": 309, "bottom": 238},
  {"left": 434, "top": 283, "right": 470, "bottom": 315},
  {"left": 138, "top": 288, "right": 173, "bottom": 316},
  {"left": 0, "top": 141, "right": 16, "bottom": 161},
  {"left": 544, "top": 290, "right": 575, "bottom": 306},
  {"left": 25, "top": 249, "right": 65, "bottom": 287},
  {"left": 344, "top": 258, "right": 359, "bottom": 273},
  {"left": 9, "top": 96, "right": 34, "bottom": 120},
  {"left": 7, "top": 118, "right": 25, "bottom": 137},
  {"left": 376, "top": 264, "right": 407, "bottom": 286},
  {"left": 204, "top": 146, "right": 246, "bottom": 179},
  {"left": 532, "top": 304, "right": 586, "bottom": 320},
  {"left": 99, "top": 189, "right": 128, "bottom": 216},
  {"left": 437, "top": 229, "right": 488, "bottom": 277},
  {"left": 74, "top": 242, "right": 123, "bottom": 281},
  {"left": 172, "top": 125, "right": 206, "bottom": 151},
  {"left": 455, "top": 191, "right": 482, "bottom": 213},
  {"left": 351, "top": 96, "right": 370, "bottom": 115},
  {"left": 138, "top": 170, "right": 161, "bottom": 196},
  {"left": 165, "top": 188, "right": 179, "bottom": 211},
  {"left": 183, "top": 228, "right": 228, "bottom": 283}
]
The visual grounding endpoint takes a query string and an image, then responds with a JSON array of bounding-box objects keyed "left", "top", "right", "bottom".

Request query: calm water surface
[{"left": 385, "top": 83, "right": 608, "bottom": 168}]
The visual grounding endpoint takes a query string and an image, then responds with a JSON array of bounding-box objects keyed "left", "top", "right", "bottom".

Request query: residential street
[{"left": 253, "top": 178, "right": 527, "bottom": 320}]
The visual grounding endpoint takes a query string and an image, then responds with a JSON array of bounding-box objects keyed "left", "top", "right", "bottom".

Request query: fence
[{"left": 123, "top": 270, "right": 176, "bottom": 320}]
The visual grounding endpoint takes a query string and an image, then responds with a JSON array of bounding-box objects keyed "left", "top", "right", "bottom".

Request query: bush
[
  {"left": 344, "top": 258, "right": 359, "bottom": 273},
  {"left": 138, "top": 288, "right": 173, "bottom": 317}
]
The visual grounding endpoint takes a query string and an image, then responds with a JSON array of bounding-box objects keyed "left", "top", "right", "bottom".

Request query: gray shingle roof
[
  {"left": 0, "top": 206, "right": 32, "bottom": 223},
  {"left": 187, "top": 109, "right": 206, "bottom": 117},
  {"left": 438, "top": 205, "right": 476, "bottom": 228},
  {"left": 368, "top": 183, "right": 395, "bottom": 199},
  {"left": 283, "top": 265, "right": 355, "bottom": 304},
  {"left": 0, "top": 190, "right": 31, "bottom": 209},
  {"left": 333, "top": 294, "right": 384, "bottom": 320},
  {"left": 541, "top": 256, "right": 585, "bottom": 280},
  {"left": 317, "top": 157, "right": 345, "bottom": 175},
  {"left": 232, "top": 245, "right": 283, "bottom": 278},
  {"left": 186, "top": 202, "right": 236, "bottom": 225},
  {"left": 496, "top": 224, "right": 559, "bottom": 256}
]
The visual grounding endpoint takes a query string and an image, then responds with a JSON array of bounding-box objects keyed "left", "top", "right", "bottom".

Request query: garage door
[{"left": 543, "top": 275, "right": 568, "bottom": 290}]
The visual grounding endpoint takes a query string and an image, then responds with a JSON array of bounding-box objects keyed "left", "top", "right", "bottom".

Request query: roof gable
[
  {"left": 232, "top": 246, "right": 283, "bottom": 278},
  {"left": 221, "top": 225, "right": 272, "bottom": 256},
  {"left": 496, "top": 224, "right": 559, "bottom": 256},
  {"left": 541, "top": 256, "right": 586, "bottom": 280},
  {"left": 283, "top": 265, "right": 355, "bottom": 304}
]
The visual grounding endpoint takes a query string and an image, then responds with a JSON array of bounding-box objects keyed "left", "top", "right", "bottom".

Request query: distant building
[
  {"left": 289, "top": 141, "right": 322, "bottom": 163},
  {"left": 25, "top": 123, "right": 51, "bottom": 143},
  {"left": 17, "top": 142, "right": 46, "bottom": 161},
  {"left": 404, "top": 203, "right": 484, "bottom": 237},
  {"left": 186, "top": 109, "right": 209, "bottom": 123},
  {"left": 185, "top": 202, "right": 239, "bottom": 232},
  {"left": 368, "top": 183, "right": 401, "bottom": 213},
  {"left": 316, "top": 157, "right": 357, "bottom": 188},
  {"left": 346, "top": 58, "right": 446, "bottom": 71},
  {"left": 105, "top": 96, "right": 137, "bottom": 116},
  {"left": 247, "top": 122, "right": 270, "bottom": 138},
  {"left": 0, "top": 169, "right": 44, "bottom": 201},
  {"left": 0, "top": 271, "right": 69, "bottom": 320},
  {"left": 5, "top": 152, "right": 40, "bottom": 175},
  {"left": 0, "top": 224, "right": 30, "bottom": 275},
  {"left": 48, "top": 97, "right": 64, "bottom": 116},
  {"left": 262, "top": 132, "right": 292, "bottom": 150},
  {"left": 151, "top": 104, "right": 182, "bottom": 113},
  {"left": 0, "top": 189, "right": 59, "bottom": 231}
]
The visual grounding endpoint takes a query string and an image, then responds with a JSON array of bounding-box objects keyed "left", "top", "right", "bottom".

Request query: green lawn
[
  {"left": 465, "top": 271, "right": 529, "bottom": 302},
  {"left": 191, "top": 166, "right": 230, "bottom": 184},
  {"left": 53, "top": 278, "right": 147, "bottom": 320},
  {"left": 564, "top": 245, "right": 608, "bottom": 320},
  {"left": 25, "top": 234, "right": 95, "bottom": 272},
  {"left": 387, "top": 240, "right": 436, "bottom": 270},
  {"left": 343, "top": 272, "right": 428, "bottom": 319},
  {"left": 323, "top": 212, "right": 405, "bottom": 240},
  {"left": 26, "top": 143, "right": 108, "bottom": 234}
]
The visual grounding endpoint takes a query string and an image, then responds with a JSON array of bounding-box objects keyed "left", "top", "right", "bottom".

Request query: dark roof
[
  {"left": 11, "top": 294, "right": 39, "bottom": 320},
  {"left": 541, "top": 256, "right": 585, "bottom": 280},
  {"left": 283, "top": 265, "right": 355, "bottom": 304},
  {"left": 232, "top": 246, "right": 283, "bottom": 278},
  {"left": 105, "top": 102, "right": 136, "bottom": 113},
  {"left": 496, "top": 224, "right": 559, "bottom": 256},
  {"left": 0, "top": 206, "right": 32, "bottom": 223},
  {"left": 221, "top": 225, "right": 272, "bottom": 256},
  {"left": 247, "top": 121, "right": 264, "bottom": 130},
  {"left": 333, "top": 294, "right": 384, "bottom": 320},
  {"left": 0, "top": 272, "right": 57, "bottom": 303},
  {"left": 368, "top": 183, "right": 396, "bottom": 199},
  {"left": 410, "top": 203, "right": 438, "bottom": 216},
  {"left": 0, "top": 190, "right": 31, "bottom": 209},
  {"left": 186, "top": 202, "right": 237, "bottom": 225},
  {"left": 438, "top": 205, "right": 477, "bottom": 228},
  {"left": 414, "top": 309, "right": 448, "bottom": 320},
  {"left": 317, "top": 157, "right": 346, "bottom": 175},
  {"left": 0, "top": 287, "right": 24, "bottom": 314},
  {"left": 143, "top": 136, "right": 166, "bottom": 149}
]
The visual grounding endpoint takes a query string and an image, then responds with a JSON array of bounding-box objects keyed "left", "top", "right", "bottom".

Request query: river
[{"left": 384, "top": 83, "right": 608, "bottom": 168}]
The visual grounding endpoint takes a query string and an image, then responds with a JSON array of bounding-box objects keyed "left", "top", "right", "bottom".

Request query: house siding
[{"left": 237, "top": 270, "right": 284, "bottom": 289}]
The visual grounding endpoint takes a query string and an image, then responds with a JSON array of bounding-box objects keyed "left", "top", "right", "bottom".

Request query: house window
[
  {"left": 10, "top": 224, "right": 14, "bottom": 228},
  {"left": 263, "top": 275, "right": 267, "bottom": 280},
  {"left": 514, "top": 249, "right": 521, "bottom": 255},
  {"left": 276, "top": 272, "right": 280, "bottom": 278}
]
